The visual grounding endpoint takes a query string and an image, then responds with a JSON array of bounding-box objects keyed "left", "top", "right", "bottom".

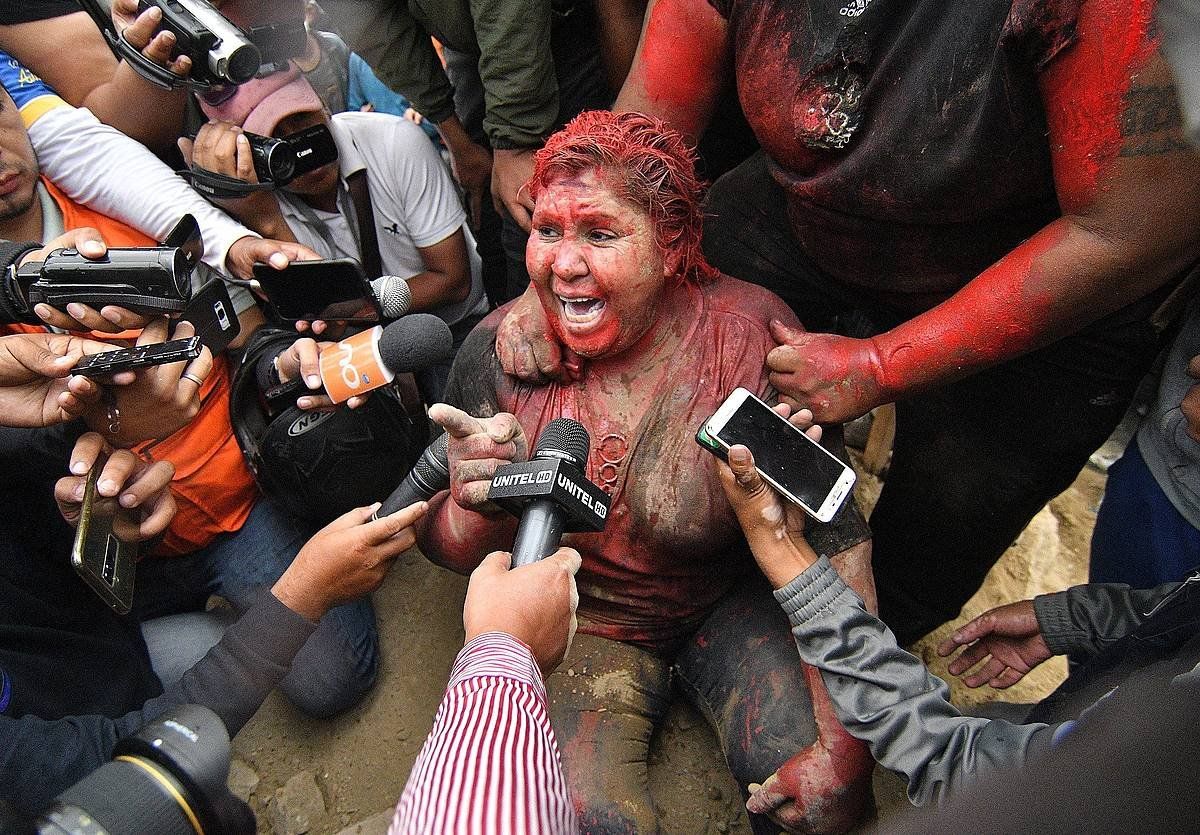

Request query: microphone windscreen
[
  {"left": 377, "top": 313, "right": 454, "bottom": 373},
  {"left": 534, "top": 417, "right": 591, "bottom": 467},
  {"left": 370, "top": 276, "right": 413, "bottom": 318}
]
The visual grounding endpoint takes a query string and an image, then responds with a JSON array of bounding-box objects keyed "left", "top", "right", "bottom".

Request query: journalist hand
[
  {"left": 429, "top": 403, "right": 529, "bottom": 514},
  {"left": 271, "top": 500, "right": 429, "bottom": 623},
  {"left": 714, "top": 403, "right": 825, "bottom": 589},
  {"left": 54, "top": 431, "right": 177, "bottom": 541},
  {"left": 112, "top": 0, "right": 194, "bottom": 77},
  {"left": 0, "top": 331, "right": 136, "bottom": 427},
  {"left": 24, "top": 228, "right": 154, "bottom": 333},
  {"left": 463, "top": 547, "right": 582, "bottom": 676},
  {"left": 274, "top": 338, "right": 369, "bottom": 411},
  {"left": 81, "top": 318, "right": 213, "bottom": 447},
  {"left": 180, "top": 123, "right": 294, "bottom": 240}
]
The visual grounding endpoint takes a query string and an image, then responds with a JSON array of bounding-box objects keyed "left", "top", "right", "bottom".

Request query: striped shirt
[{"left": 391, "top": 632, "right": 578, "bottom": 834}]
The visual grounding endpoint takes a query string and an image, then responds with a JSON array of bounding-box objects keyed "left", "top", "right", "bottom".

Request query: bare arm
[
  {"left": 407, "top": 229, "right": 474, "bottom": 311},
  {"left": 769, "top": 1, "right": 1200, "bottom": 421},
  {"left": 613, "top": 0, "right": 729, "bottom": 142},
  {"left": 0, "top": 11, "right": 188, "bottom": 151}
]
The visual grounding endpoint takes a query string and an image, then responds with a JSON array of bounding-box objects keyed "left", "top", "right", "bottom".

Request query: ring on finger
[{"left": 181, "top": 372, "right": 205, "bottom": 387}]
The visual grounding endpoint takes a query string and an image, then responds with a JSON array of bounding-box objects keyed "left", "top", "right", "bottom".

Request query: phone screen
[
  {"left": 710, "top": 395, "right": 852, "bottom": 515},
  {"left": 254, "top": 259, "right": 382, "bottom": 323}
]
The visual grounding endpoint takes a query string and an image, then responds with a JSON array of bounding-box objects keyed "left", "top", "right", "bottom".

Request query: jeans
[
  {"left": 703, "top": 151, "right": 1170, "bottom": 645},
  {"left": 132, "top": 499, "right": 380, "bottom": 718}
]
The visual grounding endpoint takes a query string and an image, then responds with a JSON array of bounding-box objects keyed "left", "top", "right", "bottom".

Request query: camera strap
[
  {"left": 181, "top": 167, "right": 277, "bottom": 200},
  {"left": 347, "top": 170, "right": 382, "bottom": 280},
  {"left": 77, "top": 0, "right": 215, "bottom": 92}
]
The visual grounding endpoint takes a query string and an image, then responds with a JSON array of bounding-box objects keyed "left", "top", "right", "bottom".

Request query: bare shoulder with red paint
[{"left": 702, "top": 273, "right": 804, "bottom": 333}]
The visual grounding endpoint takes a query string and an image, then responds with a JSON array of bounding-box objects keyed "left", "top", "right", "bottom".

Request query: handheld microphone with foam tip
[
  {"left": 487, "top": 418, "right": 610, "bottom": 568},
  {"left": 369, "top": 276, "right": 412, "bottom": 319},
  {"left": 373, "top": 432, "right": 450, "bottom": 520},
  {"left": 318, "top": 314, "right": 453, "bottom": 404}
]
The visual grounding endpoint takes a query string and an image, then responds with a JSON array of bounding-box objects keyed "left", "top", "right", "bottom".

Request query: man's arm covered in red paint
[{"left": 768, "top": 0, "right": 1200, "bottom": 422}]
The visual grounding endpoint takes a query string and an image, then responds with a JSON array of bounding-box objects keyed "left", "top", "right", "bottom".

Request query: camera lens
[
  {"left": 246, "top": 134, "right": 297, "bottom": 184},
  {"left": 35, "top": 706, "right": 254, "bottom": 835}
]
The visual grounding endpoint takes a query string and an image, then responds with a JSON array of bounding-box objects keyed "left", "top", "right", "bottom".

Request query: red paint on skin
[
  {"left": 630, "top": 0, "right": 729, "bottom": 136},
  {"left": 1041, "top": 0, "right": 1158, "bottom": 211},
  {"left": 871, "top": 222, "right": 1067, "bottom": 398}
]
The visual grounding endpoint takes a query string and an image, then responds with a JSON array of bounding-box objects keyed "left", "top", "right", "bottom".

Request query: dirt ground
[{"left": 229, "top": 452, "right": 1105, "bottom": 834}]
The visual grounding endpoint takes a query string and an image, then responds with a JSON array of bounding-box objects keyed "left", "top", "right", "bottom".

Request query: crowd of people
[{"left": 0, "top": 0, "right": 1198, "bottom": 832}]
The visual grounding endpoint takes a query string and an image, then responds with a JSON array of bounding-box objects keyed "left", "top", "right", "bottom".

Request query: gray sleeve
[
  {"left": 1033, "top": 578, "right": 1190, "bottom": 657},
  {"left": 0, "top": 591, "right": 314, "bottom": 814},
  {"left": 775, "top": 558, "right": 1056, "bottom": 806}
]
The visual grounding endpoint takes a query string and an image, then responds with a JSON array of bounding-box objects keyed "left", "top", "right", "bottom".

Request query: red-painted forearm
[
  {"left": 416, "top": 492, "right": 518, "bottom": 575},
  {"left": 613, "top": 0, "right": 728, "bottom": 142}
]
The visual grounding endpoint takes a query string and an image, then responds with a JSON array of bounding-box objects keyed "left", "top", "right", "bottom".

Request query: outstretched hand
[
  {"left": 429, "top": 403, "right": 528, "bottom": 513},
  {"left": 936, "top": 599, "right": 1052, "bottom": 689}
]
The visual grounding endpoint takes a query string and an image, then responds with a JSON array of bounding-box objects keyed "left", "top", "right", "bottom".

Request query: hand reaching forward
[{"left": 936, "top": 599, "right": 1052, "bottom": 689}]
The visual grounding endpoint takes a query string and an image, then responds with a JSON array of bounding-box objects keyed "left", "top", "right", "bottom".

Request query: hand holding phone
[
  {"left": 253, "top": 258, "right": 383, "bottom": 324},
  {"left": 697, "top": 387, "right": 856, "bottom": 523},
  {"left": 58, "top": 435, "right": 177, "bottom": 613}
]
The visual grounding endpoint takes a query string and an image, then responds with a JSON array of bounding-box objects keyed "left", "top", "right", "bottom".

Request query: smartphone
[
  {"left": 253, "top": 258, "right": 383, "bottom": 323},
  {"left": 698, "top": 387, "right": 857, "bottom": 523},
  {"left": 70, "top": 336, "right": 203, "bottom": 377},
  {"left": 71, "top": 453, "right": 138, "bottom": 614},
  {"left": 181, "top": 279, "right": 240, "bottom": 354}
]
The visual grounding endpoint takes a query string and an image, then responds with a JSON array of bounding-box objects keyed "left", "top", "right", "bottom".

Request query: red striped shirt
[{"left": 391, "top": 632, "right": 578, "bottom": 834}]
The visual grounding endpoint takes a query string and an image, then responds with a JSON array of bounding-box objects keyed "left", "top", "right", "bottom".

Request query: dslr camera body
[{"left": 0, "top": 216, "right": 201, "bottom": 326}]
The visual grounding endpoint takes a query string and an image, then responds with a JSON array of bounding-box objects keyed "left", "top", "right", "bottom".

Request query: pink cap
[{"left": 198, "top": 66, "right": 324, "bottom": 136}]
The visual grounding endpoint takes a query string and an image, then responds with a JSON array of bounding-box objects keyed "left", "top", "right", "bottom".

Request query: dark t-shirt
[
  {"left": 708, "top": 0, "right": 1081, "bottom": 310},
  {"left": 0, "top": 0, "right": 79, "bottom": 24}
]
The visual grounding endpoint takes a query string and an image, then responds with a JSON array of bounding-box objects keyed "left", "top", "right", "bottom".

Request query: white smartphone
[{"left": 699, "top": 387, "right": 857, "bottom": 523}]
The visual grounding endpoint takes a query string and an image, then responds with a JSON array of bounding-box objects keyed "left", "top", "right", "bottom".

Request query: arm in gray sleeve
[
  {"left": 1033, "top": 575, "right": 1197, "bottom": 657},
  {"left": 0, "top": 590, "right": 314, "bottom": 814},
  {"left": 775, "top": 557, "right": 1057, "bottom": 806}
]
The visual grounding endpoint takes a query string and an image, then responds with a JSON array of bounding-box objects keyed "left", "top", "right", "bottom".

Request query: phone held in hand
[
  {"left": 71, "top": 452, "right": 138, "bottom": 614},
  {"left": 252, "top": 258, "right": 383, "bottom": 323},
  {"left": 69, "top": 336, "right": 203, "bottom": 378},
  {"left": 181, "top": 279, "right": 240, "bottom": 354},
  {"left": 697, "top": 387, "right": 856, "bottom": 523}
]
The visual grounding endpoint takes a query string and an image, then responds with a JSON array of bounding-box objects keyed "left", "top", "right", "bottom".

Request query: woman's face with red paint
[{"left": 526, "top": 168, "right": 674, "bottom": 359}]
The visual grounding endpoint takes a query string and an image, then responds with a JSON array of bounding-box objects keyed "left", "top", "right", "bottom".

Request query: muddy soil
[{"left": 230, "top": 460, "right": 1104, "bottom": 834}]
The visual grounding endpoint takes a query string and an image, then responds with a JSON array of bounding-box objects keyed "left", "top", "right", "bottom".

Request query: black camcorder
[
  {"left": 186, "top": 124, "right": 340, "bottom": 199},
  {"left": 79, "top": 0, "right": 305, "bottom": 91},
  {"left": 0, "top": 216, "right": 201, "bottom": 326},
  {"left": 0, "top": 705, "right": 255, "bottom": 835}
]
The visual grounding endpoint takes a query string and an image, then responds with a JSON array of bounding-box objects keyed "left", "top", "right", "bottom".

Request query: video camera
[
  {"left": 0, "top": 705, "right": 254, "bottom": 835},
  {"left": 185, "top": 124, "right": 340, "bottom": 199},
  {"left": 79, "top": 0, "right": 306, "bottom": 91},
  {"left": 0, "top": 216, "right": 201, "bottom": 326}
]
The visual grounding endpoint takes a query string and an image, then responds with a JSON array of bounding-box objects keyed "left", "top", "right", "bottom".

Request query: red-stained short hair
[{"left": 528, "top": 110, "right": 718, "bottom": 285}]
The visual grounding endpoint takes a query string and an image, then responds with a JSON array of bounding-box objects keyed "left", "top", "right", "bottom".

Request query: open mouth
[{"left": 558, "top": 295, "right": 606, "bottom": 325}]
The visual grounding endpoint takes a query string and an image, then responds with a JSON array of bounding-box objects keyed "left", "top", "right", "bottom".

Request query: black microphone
[
  {"left": 487, "top": 418, "right": 610, "bottom": 568},
  {"left": 372, "top": 432, "right": 450, "bottom": 520}
]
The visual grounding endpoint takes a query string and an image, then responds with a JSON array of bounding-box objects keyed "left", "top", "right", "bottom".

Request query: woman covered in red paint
[
  {"left": 418, "top": 111, "right": 877, "bottom": 834},
  {"left": 499, "top": 0, "right": 1200, "bottom": 662}
]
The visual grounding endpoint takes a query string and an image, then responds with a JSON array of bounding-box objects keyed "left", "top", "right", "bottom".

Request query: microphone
[
  {"left": 372, "top": 432, "right": 450, "bottom": 520},
  {"left": 487, "top": 418, "right": 610, "bottom": 568},
  {"left": 318, "top": 313, "right": 452, "bottom": 403},
  {"left": 369, "top": 276, "right": 412, "bottom": 319}
]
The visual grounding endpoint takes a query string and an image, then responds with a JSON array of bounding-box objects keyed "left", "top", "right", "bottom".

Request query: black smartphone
[
  {"left": 70, "top": 336, "right": 202, "bottom": 378},
  {"left": 180, "top": 279, "right": 240, "bottom": 354},
  {"left": 698, "top": 387, "right": 857, "bottom": 523},
  {"left": 253, "top": 258, "right": 382, "bottom": 323},
  {"left": 71, "top": 453, "right": 138, "bottom": 614}
]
